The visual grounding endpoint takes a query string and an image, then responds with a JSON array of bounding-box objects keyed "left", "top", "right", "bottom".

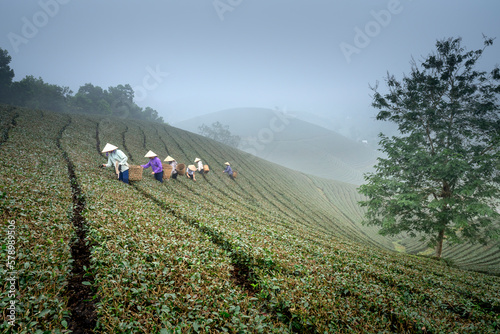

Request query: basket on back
[
  {"left": 176, "top": 163, "right": 186, "bottom": 175},
  {"left": 203, "top": 164, "right": 210, "bottom": 173},
  {"left": 162, "top": 164, "right": 173, "bottom": 180},
  {"left": 232, "top": 170, "right": 238, "bottom": 179},
  {"left": 129, "top": 165, "right": 143, "bottom": 181}
]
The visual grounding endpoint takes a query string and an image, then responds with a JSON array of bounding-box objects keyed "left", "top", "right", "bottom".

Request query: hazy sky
[{"left": 1, "top": 1, "right": 499, "bottom": 124}]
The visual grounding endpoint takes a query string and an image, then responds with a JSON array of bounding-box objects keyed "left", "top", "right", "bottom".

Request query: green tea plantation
[{"left": 0, "top": 105, "right": 499, "bottom": 333}]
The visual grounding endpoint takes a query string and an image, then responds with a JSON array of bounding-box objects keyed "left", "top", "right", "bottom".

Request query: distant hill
[{"left": 175, "top": 107, "right": 379, "bottom": 185}]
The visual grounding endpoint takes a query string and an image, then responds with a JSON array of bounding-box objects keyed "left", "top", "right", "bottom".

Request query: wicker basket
[
  {"left": 176, "top": 163, "right": 186, "bottom": 175},
  {"left": 232, "top": 171, "right": 238, "bottom": 179},
  {"left": 203, "top": 164, "right": 210, "bottom": 173},
  {"left": 162, "top": 164, "right": 173, "bottom": 180},
  {"left": 129, "top": 165, "right": 143, "bottom": 181}
]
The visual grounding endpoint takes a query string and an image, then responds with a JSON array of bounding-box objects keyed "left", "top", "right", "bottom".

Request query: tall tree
[
  {"left": 0, "top": 48, "right": 15, "bottom": 104},
  {"left": 358, "top": 37, "right": 500, "bottom": 258},
  {"left": 71, "top": 83, "right": 111, "bottom": 115},
  {"left": 142, "top": 106, "right": 163, "bottom": 123},
  {"left": 107, "top": 84, "right": 137, "bottom": 118}
]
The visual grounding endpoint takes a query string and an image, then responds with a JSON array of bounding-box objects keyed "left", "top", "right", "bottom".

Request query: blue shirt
[{"left": 223, "top": 165, "right": 233, "bottom": 176}]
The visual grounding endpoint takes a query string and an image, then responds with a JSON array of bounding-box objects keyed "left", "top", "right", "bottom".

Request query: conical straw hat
[
  {"left": 188, "top": 164, "right": 197, "bottom": 171},
  {"left": 102, "top": 143, "right": 118, "bottom": 153},
  {"left": 144, "top": 150, "right": 157, "bottom": 158},
  {"left": 225, "top": 162, "right": 230, "bottom": 165},
  {"left": 164, "top": 155, "right": 174, "bottom": 162},
  {"left": 194, "top": 158, "right": 201, "bottom": 163}
]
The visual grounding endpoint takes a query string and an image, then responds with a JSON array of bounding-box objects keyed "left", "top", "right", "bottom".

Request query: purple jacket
[
  {"left": 223, "top": 165, "right": 233, "bottom": 176},
  {"left": 141, "top": 157, "right": 163, "bottom": 174}
]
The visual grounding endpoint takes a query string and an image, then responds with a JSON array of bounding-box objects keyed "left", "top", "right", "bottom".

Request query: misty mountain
[
  {"left": 174, "top": 107, "right": 380, "bottom": 185},
  {"left": 283, "top": 108, "right": 399, "bottom": 148}
]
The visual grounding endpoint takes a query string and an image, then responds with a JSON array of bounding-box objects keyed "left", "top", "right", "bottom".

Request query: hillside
[
  {"left": 175, "top": 108, "right": 379, "bottom": 185},
  {"left": 1, "top": 105, "right": 499, "bottom": 333}
]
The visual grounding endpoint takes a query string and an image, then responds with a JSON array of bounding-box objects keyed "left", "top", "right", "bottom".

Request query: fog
[{"left": 1, "top": 0, "right": 499, "bottom": 134}]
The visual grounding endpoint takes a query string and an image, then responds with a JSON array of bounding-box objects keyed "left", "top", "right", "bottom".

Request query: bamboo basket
[
  {"left": 129, "top": 165, "right": 143, "bottom": 181},
  {"left": 176, "top": 163, "right": 186, "bottom": 175},
  {"left": 232, "top": 171, "right": 238, "bottom": 179},
  {"left": 203, "top": 164, "right": 210, "bottom": 173},
  {"left": 162, "top": 164, "right": 173, "bottom": 180}
]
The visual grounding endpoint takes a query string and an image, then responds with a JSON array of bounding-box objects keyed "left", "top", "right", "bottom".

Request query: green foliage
[
  {"left": 0, "top": 48, "right": 14, "bottom": 104},
  {"left": 71, "top": 82, "right": 163, "bottom": 122},
  {"left": 67, "top": 82, "right": 164, "bottom": 122},
  {"left": 0, "top": 109, "right": 73, "bottom": 333},
  {"left": 10, "top": 75, "right": 72, "bottom": 113},
  {"left": 359, "top": 36, "right": 500, "bottom": 257},
  {"left": 0, "top": 48, "right": 163, "bottom": 123},
  {"left": 71, "top": 83, "right": 111, "bottom": 115}
]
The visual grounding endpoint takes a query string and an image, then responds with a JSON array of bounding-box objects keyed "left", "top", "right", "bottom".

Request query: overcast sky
[{"left": 1, "top": 0, "right": 499, "bottom": 124}]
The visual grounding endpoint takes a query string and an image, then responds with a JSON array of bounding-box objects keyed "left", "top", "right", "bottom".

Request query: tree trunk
[
  {"left": 435, "top": 228, "right": 445, "bottom": 258},
  {"left": 436, "top": 181, "right": 451, "bottom": 258}
]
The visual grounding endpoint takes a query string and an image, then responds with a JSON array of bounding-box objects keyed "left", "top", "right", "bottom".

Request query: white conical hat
[
  {"left": 144, "top": 150, "right": 157, "bottom": 158},
  {"left": 102, "top": 143, "right": 118, "bottom": 153},
  {"left": 225, "top": 162, "right": 230, "bottom": 165},
  {"left": 164, "top": 155, "right": 174, "bottom": 162},
  {"left": 188, "top": 164, "right": 197, "bottom": 171},
  {"left": 194, "top": 158, "right": 201, "bottom": 163}
]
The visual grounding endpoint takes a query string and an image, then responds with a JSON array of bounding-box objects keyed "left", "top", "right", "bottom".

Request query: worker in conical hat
[
  {"left": 101, "top": 143, "right": 118, "bottom": 153},
  {"left": 194, "top": 157, "right": 204, "bottom": 173},
  {"left": 141, "top": 150, "right": 163, "bottom": 183},
  {"left": 164, "top": 155, "right": 178, "bottom": 180},
  {"left": 222, "top": 162, "right": 234, "bottom": 180},
  {"left": 186, "top": 164, "right": 197, "bottom": 181},
  {"left": 101, "top": 143, "right": 129, "bottom": 184}
]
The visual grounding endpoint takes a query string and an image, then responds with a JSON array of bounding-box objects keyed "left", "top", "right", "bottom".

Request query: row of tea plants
[{"left": 0, "top": 106, "right": 499, "bottom": 333}]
